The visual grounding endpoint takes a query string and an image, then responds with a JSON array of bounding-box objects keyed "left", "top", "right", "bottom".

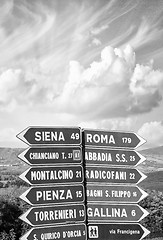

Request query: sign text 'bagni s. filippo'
[
  {"left": 17, "top": 126, "right": 149, "bottom": 240},
  {"left": 86, "top": 184, "right": 148, "bottom": 203}
]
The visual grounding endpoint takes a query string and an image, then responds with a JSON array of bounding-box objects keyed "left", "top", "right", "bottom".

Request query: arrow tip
[
  {"left": 16, "top": 127, "right": 30, "bottom": 145},
  {"left": 138, "top": 186, "right": 149, "bottom": 202},
  {"left": 139, "top": 205, "right": 149, "bottom": 222},
  {"left": 18, "top": 148, "right": 30, "bottom": 165},
  {"left": 137, "top": 169, "right": 147, "bottom": 184},
  {"left": 19, "top": 208, "right": 33, "bottom": 226},
  {"left": 19, "top": 228, "right": 33, "bottom": 240},
  {"left": 135, "top": 133, "right": 146, "bottom": 149},
  {"left": 140, "top": 225, "right": 150, "bottom": 240},
  {"left": 19, "top": 168, "right": 31, "bottom": 185},
  {"left": 135, "top": 151, "right": 146, "bottom": 166},
  {"left": 19, "top": 188, "right": 32, "bottom": 205}
]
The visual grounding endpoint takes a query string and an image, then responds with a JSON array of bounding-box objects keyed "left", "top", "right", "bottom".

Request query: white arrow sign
[{"left": 20, "top": 223, "right": 87, "bottom": 240}]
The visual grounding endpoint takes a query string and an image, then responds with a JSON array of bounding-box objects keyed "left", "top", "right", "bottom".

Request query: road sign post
[
  {"left": 20, "top": 203, "right": 86, "bottom": 227},
  {"left": 18, "top": 126, "right": 149, "bottom": 240},
  {"left": 83, "top": 128, "right": 149, "bottom": 239},
  {"left": 20, "top": 165, "right": 84, "bottom": 185},
  {"left": 87, "top": 223, "right": 150, "bottom": 240},
  {"left": 18, "top": 146, "right": 82, "bottom": 165},
  {"left": 85, "top": 148, "right": 146, "bottom": 166},
  {"left": 87, "top": 203, "right": 149, "bottom": 222},
  {"left": 17, "top": 126, "right": 87, "bottom": 240},
  {"left": 20, "top": 184, "right": 85, "bottom": 205},
  {"left": 20, "top": 223, "right": 87, "bottom": 240},
  {"left": 17, "top": 127, "right": 82, "bottom": 146},
  {"left": 83, "top": 129, "right": 146, "bottom": 149},
  {"left": 85, "top": 166, "right": 146, "bottom": 184},
  {"left": 86, "top": 184, "right": 148, "bottom": 203}
]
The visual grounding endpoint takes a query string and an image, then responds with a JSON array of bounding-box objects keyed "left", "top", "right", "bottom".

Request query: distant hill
[
  {"left": 0, "top": 145, "right": 163, "bottom": 173},
  {"left": 0, "top": 147, "right": 24, "bottom": 166},
  {"left": 0, "top": 145, "right": 163, "bottom": 158},
  {"left": 140, "top": 145, "right": 163, "bottom": 155},
  {"left": 140, "top": 170, "right": 163, "bottom": 192},
  {"left": 0, "top": 146, "right": 163, "bottom": 191}
]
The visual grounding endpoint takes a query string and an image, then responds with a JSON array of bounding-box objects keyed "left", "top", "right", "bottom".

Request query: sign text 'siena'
[{"left": 35, "top": 131, "right": 65, "bottom": 142}]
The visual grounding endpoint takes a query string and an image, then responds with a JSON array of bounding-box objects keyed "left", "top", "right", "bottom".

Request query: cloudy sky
[{"left": 0, "top": 0, "right": 163, "bottom": 148}]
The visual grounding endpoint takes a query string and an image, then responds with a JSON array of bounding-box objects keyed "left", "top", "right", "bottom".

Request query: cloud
[
  {"left": 0, "top": 1, "right": 55, "bottom": 66},
  {"left": 55, "top": 45, "right": 163, "bottom": 119},
  {"left": 80, "top": 117, "right": 134, "bottom": 131},
  {"left": 129, "top": 64, "right": 163, "bottom": 113},
  {"left": 0, "top": 69, "right": 22, "bottom": 111},
  {"left": 0, "top": 69, "right": 21, "bottom": 102},
  {"left": 0, "top": 44, "right": 163, "bottom": 121},
  {"left": 138, "top": 121, "right": 163, "bottom": 148},
  {"left": 90, "top": 24, "right": 108, "bottom": 35},
  {"left": 56, "top": 45, "right": 134, "bottom": 118},
  {"left": 126, "top": 10, "right": 163, "bottom": 50},
  {"left": 0, "top": 67, "right": 58, "bottom": 111},
  {"left": 91, "top": 38, "right": 102, "bottom": 46},
  {"left": 0, "top": 127, "right": 17, "bottom": 147}
]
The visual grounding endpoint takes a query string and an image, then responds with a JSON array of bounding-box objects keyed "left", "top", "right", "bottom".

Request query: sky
[{"left": 0, "top": 0, "right": 163, "bottom": 149}]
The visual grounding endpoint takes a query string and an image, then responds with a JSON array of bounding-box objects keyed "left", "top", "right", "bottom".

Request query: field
[
  {"left": 0, "top": 146, "right": 163, "bottom": 239},
  {"left": 140, "top": 171, "right": 163, "bottom": 192},
  {"left": 147, "top": 238, "right": 163, "bottom": 240}
]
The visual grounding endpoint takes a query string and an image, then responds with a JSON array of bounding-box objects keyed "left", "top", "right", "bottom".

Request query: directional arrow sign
[
  {"left": 86, "top": 185, "right": 148, "bottom": 203},
  {"left": 83, "top": 129, "right": 146, "bottom": 149},
  {"left": 17, "top": 126, "right": 82, "bottom": 146},
  {"left": 20, "top": 184, "right": 85, "bottom": 205},
  {"left": 88, "top": 223, "right": 150, "bottom": 240},
  {"left": 19, "top": 203, "right": 86, "bottom": 226},
  {"left": 18, "top": 147, "right": 82, "bottom": 166},
  {"left": 85, "top": 166, "right": 147, "bottom": 184},
  {"left": 85, "top": 148, "right": 146, "bottom": 166},
  {"left": 20, "top": 223, "right": 87, "bottom": 240},
  {"left": 19, "top": 165, "right": 84, "bottom": 185},
  {"left": 87, "top": 203, "right": 149, "bottom": 222}
]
